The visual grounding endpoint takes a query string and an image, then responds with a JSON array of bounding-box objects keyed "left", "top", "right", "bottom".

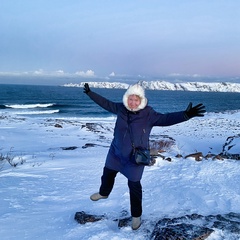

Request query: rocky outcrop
[
  {"left": 221, "top": 134, "right": 240, "bottom": 160},
  {"left": 75, "top": 212, "right": 240, "bottom": 239},
  {"left": 151, "top": 212, "right": 240, "bottom": 239},
  {"left": 80, "top": 122, "right": 240, "bottom": 161}
]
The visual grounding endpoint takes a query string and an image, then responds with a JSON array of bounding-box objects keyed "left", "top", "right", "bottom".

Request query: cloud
[
  {"left": 55, "top": 70, "right": 65, "bottom": 75},
  {"left": 33, "top": 69, "right": 66, "bottom": 76},
  {"left": 0, "top": 69, "right": 96, "bottom": 78},
  {"left": 109, "top": 72, "right": 115, "bottom": 77},
  {"left": 168, "top": 73, "right": 202, "bottom": 78},
  {"left": 34, "top": 69, "right": 44, "bottom": 75},
  {"left": 0, "top": 69, "right": 67, "bottom": 77},
  {"left": 75, "top": 70, "right": 95, "bottom": 77}
]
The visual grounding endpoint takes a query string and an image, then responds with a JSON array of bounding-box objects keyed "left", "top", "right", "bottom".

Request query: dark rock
[
  {"left": 61, "top": 146, "right": 78, "bottom": 150},
  {"left": 151, "top": 213, "right": 240, "bottom": 239},
  {"left": 81, "top": 123, "right": 97, "bottom": 132},
  {"left": 74, "top": 211, "right": 105, "bottom": 224},
  {"left": 204, "top": 153, "right": 216, "bottom": 159},
  {"left": 82, "top": 143, "right": 97, "bottom": 148},
  {"left": 212, "top": 154, "right": 224, "bottom": 160},
  {"left": 81, "top": 122, "right": 113, "bottom": 134},
  {"left": 82, "top": 143, "right": 109, "bottom": 148},
  {"left": 54, "top": 123, "right": 63, "bottom": 128},
  {"left": 117, "top": 217, "right": 132, "bottom": 228},
  {"left": 206, "top": 213, "right": 240, "bottom": 234},
  {"left": 185, "top": 152, "right": 203, "bottom": 161},
  {"left": 151, "top": 223, "right": 213, "bottom": 240},
  {"left": 74, "top": 211, "right": 240, "bottom": 238}
]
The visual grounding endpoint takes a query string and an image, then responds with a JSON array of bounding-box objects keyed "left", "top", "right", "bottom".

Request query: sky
[{"left": 0, "top": 0, "right": 240, "bottom": 84}]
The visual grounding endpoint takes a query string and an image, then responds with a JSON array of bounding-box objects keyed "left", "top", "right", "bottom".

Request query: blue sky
[{"left": 0, "top": 0, "right": 240, "bottom": 83}]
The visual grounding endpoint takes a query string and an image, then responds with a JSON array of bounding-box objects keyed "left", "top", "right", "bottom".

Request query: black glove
[
  {"left": 185, "top": 102, "right": 206, "bottom": 119},
  {"left": 83, "top": 83, "right": 91, "bottom": 94}
]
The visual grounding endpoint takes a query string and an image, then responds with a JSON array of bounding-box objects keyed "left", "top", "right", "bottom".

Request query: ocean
[{"left": 0, "top": 84, "right": 240, "bottom": 118}]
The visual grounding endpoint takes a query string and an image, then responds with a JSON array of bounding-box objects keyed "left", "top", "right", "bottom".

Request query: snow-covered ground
[{"left": 0, "top": 111, "right": 240, "bottom": 239}]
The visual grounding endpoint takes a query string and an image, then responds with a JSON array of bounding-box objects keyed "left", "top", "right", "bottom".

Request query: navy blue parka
[{"left": 87, "top": 90, "right": 188, "bottom": 182}]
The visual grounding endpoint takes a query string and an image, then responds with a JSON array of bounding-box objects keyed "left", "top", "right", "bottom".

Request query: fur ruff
[{"left": 123, "top": 84, "right": 147, "bottom": 111}]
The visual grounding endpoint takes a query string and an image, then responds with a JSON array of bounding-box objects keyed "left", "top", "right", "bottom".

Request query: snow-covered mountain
[
  {"left": 63, "top": 81, "right": 240, "bottom": 92},
  {"left": 63, "top": 81, "right": 129, "bottom": 89}
]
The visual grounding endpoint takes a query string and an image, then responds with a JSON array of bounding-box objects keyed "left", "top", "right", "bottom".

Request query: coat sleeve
[
  {"left": 87, "top": 91, "right": 119, "bottom": 114},
  {"left": 149, "top": 108, "right": 188, "bottom": 126}
]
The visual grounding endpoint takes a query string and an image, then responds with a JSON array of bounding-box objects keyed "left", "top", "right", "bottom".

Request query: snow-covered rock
[
  {"left": 63, "top": 81, "right": 240, "bottom": 92},
  {"left": 221, "top": 134, "right": 240, "bottom": 159},
  {"left": 63, "top": 82, "right": 129, "bottom": 89}
]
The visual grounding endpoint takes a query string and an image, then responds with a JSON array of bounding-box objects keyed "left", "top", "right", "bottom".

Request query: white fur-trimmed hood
[{"left": 123, "top": 84, "right": 148, "bottom": 111}]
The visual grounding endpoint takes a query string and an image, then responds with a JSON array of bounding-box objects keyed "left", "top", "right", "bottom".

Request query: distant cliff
[{"left": 63, "top": 81, "right": 240, "bottom": 92}]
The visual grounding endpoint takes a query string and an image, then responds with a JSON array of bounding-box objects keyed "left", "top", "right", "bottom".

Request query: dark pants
[{"left": 99, "top": 167, "right": 142, "bottom": 217}]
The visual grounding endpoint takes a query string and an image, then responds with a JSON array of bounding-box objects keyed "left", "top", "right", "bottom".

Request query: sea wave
[
  {"left": 75, "top": 116, "right": 116, "bottom": 122},
  {"left": 5, "top": 103, "right": 55, "bottom": 109},
  {"left": 14, "top": 110, "right": 59, "bottom": 115}
]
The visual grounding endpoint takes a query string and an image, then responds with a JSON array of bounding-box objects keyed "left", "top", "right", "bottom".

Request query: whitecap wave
[
  {"left": 49, "top": 116, "right": 116, "bottom": 122},
  {"left": 75, "top": 116, "right": 116, "bottom": 121},
  {"left": 14, "top": 110, "right": 59, "bottom": 115},
  {"left": 5, "top": 103, "right": 55, "bottom": 109}
]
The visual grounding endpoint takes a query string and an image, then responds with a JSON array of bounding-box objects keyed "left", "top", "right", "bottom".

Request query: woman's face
[{"left": 127, "top": 95, "right": 141, "bottom": 110}]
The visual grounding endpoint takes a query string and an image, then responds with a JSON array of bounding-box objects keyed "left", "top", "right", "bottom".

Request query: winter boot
[
  {"left": 90, "top": 192, "right": 108, "bottom": 201},
  {"left": 132, "top": 216, "right": 141, "bottom": 230}
]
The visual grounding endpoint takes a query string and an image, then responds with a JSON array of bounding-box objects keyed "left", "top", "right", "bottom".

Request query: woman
[{"left": 83, "top": 83, "right": 205, "bottom": 230}]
